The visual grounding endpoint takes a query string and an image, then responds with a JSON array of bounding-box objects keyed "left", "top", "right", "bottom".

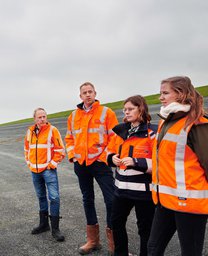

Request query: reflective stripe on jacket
[
  {"left": 152, "top": 116, "right": 208, "bottom": 214},
  {"left": 65, "top": 101, "right": 118, "bottom": 166},
  {"left": 24, "top": 122, "right": 65, "bottom": 173}
]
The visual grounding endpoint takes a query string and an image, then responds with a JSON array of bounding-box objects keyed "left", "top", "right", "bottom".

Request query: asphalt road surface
[{"left": 0, "top": 101, "right": 208, "bottom": 256}]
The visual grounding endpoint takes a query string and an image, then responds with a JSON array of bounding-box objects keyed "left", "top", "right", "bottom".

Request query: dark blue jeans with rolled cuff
[
  {"left": 74, "top": 160, "right": 115, "bottom": 228},
  {"left": 31, "top": 169, "right": 60, "bottom": 216},
  {"left": 147, "top": 205, "right": 208, "bottom": 256}
]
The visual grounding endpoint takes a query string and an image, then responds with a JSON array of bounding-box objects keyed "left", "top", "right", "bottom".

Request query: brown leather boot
[
  {"left": 78, "top": 224, "right": 102, "bottom": 255},
  {"left": 106, "top": 227, "right": 115, "bottom": 256}
]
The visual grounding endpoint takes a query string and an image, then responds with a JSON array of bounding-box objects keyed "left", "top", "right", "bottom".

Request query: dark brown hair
[{"left": 123, "top": 95, "right": 151, "bottom": 123}]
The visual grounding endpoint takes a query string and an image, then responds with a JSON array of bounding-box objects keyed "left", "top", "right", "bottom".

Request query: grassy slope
[{"left": 1, "top": 85, "right": 207, "bottom": 126}]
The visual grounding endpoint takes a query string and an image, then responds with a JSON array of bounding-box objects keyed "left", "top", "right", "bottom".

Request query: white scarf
[{"left": 160, "top": 102, "right": 191, "bottom": 119}]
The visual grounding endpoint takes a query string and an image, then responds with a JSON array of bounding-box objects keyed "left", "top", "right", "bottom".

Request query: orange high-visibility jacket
[
  {"left": 65, "top": 101, "right": 118, "bottom": 166},
  {"left": 24, "top": 122, "right": 65, "bottom": 173},
  {"left": 152, "top": 116, "right": 208, "bottom": 214},
  {"left": 107, "top": 122, "right": 156, "bottom": 198}
]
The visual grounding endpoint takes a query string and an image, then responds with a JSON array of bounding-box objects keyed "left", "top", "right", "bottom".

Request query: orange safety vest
[
  {"left": 152, "top": 116, "right": 208, "bottom": 214},
  {"left": 24, "top": 123, "right": 65, "bottom": 173},
  {"left": 65, "top": 101, "right": 118, "bottom": 166}
]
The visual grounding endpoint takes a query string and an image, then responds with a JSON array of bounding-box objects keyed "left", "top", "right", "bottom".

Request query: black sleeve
[
  {"left": 132, "top": 158, "right": 148, "bottom": 172},
  {"left": 107, "top": 153, "right": 117, "bottom": 167}
]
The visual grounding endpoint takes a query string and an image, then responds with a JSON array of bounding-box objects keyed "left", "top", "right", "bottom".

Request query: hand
[
  {"left": 112, "top": 154, "right": 121, "bottom": 166},
  {"left": 121, "top": 157, "right": 134, "bottom": 167},
  {"left": 72, "top": 158, "right": 77, "bottom": 163}
]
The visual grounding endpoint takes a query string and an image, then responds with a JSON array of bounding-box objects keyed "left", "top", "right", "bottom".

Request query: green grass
[
  {"left": 195, "top": 85, "right": 208, "bottom": 96},
  {"left": 103, "top": 85, "right": 208, "bottom": 108},
  {"left": 1, "top": 85, "right": 207, "bottom": 126}
]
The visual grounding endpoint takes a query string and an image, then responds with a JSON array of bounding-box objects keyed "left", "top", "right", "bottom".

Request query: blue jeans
[
  {"left": 147, "top": 205, "right": 208, "bottom": 256},
  {"left": 74, "top": 161, "right": 115, "bottom": 228},
  {"left": 31, "top": 169, "right": 60, "bottom": 216}
]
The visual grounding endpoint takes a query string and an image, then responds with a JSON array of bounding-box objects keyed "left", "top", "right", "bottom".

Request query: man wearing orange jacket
[
  {"left": 65, "top": 82, "right": 118, "bottom": 255},
  {"left": 24, "top": 108, "right": 65, "bottom": 242}
]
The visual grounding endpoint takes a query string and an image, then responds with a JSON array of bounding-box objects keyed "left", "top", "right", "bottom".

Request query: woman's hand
[
  {"left": 112, "top": 154, "right": 121, "bottom": 166},
  {"left": 121, "top": 157, "right": 134, "bottom": 167}
]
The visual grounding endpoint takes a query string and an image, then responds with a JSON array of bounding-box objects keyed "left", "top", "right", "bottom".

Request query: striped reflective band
[
  {"left": 54, "top": 148, "right": 65, "bottom": 153},
  {"left": 66, "top": 146, "right": 74, "bottom": 153},
  {"left": 88, "top": 148, "right": 103, "bottom": 159},
  {"left": 152, "top": 184, "right": 208, "bottom": 199},
  {"left": 162, "top": 129, "right": 187, "bottom": 191},
  {"left": 29, "top": 144, "right": 54, "bottom": 149},
  {"left": 30, "top": 163, "right": 48, "bottom": 169},
  {"left": 50, "top": 159, "right": 58, "bottom": 167},
  {"left": 115, "top": 179, "right": 151, "bottom": 191},
  {"left": 117, "top": 168, "right": 144, "bottom": 176}
]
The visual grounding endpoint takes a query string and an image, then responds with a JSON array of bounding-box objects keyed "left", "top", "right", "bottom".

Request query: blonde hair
[{"left": 161, "top": 76, "right": 204, "bottom": 128}]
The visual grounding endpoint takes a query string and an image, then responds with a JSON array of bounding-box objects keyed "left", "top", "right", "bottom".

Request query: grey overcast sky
[{"left": 0, "top": 0, "right": 208, "bottom": 124}]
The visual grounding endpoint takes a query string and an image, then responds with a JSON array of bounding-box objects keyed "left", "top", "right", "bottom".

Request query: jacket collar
[
  {"left": 113, "top": 122, "right": 149, "bottom": 140},
  {"left": 30, "top": 122, "right": 50, "bottom": 133},
  {"left": 77, "top": 100, "right": 100, "bottom": 111}
]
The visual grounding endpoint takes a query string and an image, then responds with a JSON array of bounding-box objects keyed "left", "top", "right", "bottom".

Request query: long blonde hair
[{"left": 161, "top": 76, "right": 204, "bottom": 128}]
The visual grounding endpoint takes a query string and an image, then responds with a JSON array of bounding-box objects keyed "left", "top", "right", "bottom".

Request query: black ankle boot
[
  {"left": 31, "top": 211, "right": 50, "bottom": 234},
  {"left": 50, "top": 216, "right": 65, "bottom": 242}
]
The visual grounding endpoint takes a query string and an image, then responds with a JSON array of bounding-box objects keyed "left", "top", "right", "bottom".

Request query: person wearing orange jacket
[
  {"left": 107, "top": 95, "right": 157, "bottom": 256},
  {"left": 147, "top": 76, "right": 208, "bottom": 256},
  {"left": 24, "top": 108, "right": 65, "bottom": 242},
  {"left": 65, "top": 82, "right": 118, "bottom": 255}
]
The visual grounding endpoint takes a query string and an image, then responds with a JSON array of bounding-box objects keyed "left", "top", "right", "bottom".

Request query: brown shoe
[
  {"left": 78, "top": 224, "right": 102, "bottom": 255},
  {"left": 106, "top": 227, "right": 115, "bottom": 255}
]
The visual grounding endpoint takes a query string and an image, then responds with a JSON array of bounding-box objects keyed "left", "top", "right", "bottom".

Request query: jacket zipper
[{"left": 35, "top": 135, "right": 38, "bottom": 173}]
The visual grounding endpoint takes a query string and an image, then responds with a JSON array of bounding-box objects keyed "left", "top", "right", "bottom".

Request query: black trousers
[
  {"left": 147, "top": 205, "right": 208, "bottom": 256},
  {"left": 111, "top": 195, "right": 155, "bottom": 256},
  {"left": 74, "top": 161, "right": 115, "bottom": 228}
]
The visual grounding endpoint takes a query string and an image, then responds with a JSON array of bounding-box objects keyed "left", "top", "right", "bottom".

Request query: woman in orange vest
[
  {"left": 147, "top": 76, "right": 208, "bottom": 256},
  {"left": 107, "top": 95, "right": 157, "bottom": 256}
]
